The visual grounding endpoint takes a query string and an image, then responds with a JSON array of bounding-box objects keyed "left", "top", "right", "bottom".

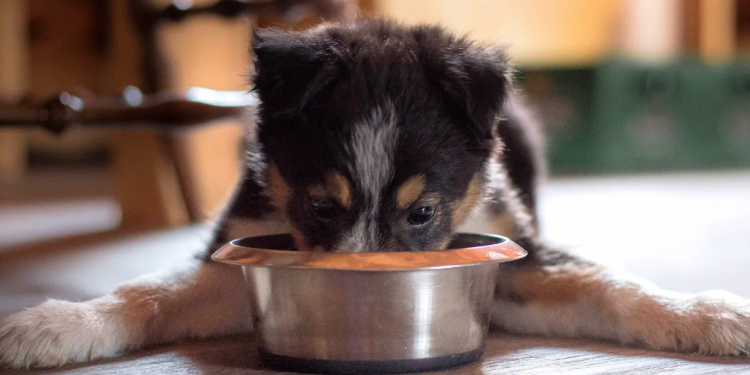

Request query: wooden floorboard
[{"left": 2, "top": 333, "right": 750, "bottom": 374}]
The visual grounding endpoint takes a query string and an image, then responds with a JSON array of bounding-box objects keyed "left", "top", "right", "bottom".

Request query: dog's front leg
[
  {"left": 493, "top": 255, "right": 750, "bottom": 355},
  {"left": 481, "top": 169, "right": 750, "bottom": 356},
  {"left": 0, "top": 170, "right": 289, "bottom": 369},
  {"left": 0, "top": 259, "right": 251, "bottom": 368}
]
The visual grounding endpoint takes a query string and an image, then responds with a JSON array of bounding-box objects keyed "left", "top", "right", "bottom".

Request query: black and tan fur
[{"left": 2, "top": 20, "right": 750, "bottom": 369}]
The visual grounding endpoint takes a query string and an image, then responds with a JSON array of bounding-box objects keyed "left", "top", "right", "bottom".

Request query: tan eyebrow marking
[
  {"left": 396, "top": 175, "right": 426, "bottom": 209},
  {"left": 326, "top": 171, "right": 352, "bottom": 208},
  {"left": 268, "top": 163, "right": 291, "bottom": 209},
  {"left": 451, "top": 173, "right": 482, "bottom": 226}
]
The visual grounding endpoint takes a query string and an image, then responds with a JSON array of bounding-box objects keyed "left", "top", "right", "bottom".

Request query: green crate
[
  {"left": 519, "top": 59, "right": 750, "bottom": 175},
  {"left": 591, "top": 60, "right": 699, "bottom": 173},
  {"left": 516, "top": 68, "right": 598, "bottom": 175},
  {"left": 673, "top": 61, "right": 728, "bottom": 168},
  {"left": 714, "top": 62, "right": 750, "bottom": 167}
]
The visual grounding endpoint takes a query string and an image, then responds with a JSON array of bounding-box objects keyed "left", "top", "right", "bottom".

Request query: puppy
[{"left": 2, "top": 20, "right": 750, "bottom": 369}]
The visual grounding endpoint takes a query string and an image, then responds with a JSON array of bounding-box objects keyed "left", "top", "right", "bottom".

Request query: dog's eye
[
  {"left": 407, "top": 205, "right": 436, "bottom": 226},
  {"left": 310, "top": 198, "right": 336, "bottom": 221}
]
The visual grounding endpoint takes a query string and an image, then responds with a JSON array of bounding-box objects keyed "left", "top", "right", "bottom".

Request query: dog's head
[{"left": 252, "top": 20, "right": 512, "bottom": 252}]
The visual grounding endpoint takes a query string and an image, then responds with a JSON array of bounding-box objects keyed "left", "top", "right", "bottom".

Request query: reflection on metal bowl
[{"left": 211, "top": 233, "right": 527, "bottom": 374}]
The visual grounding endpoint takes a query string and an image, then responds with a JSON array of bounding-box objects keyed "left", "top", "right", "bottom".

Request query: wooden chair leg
[
  {"left": 0, "top": 0, "right": 28, "bottom": 182},
  {"left": 112, "top": 131, "right": 190, "bottom": 229},
  {"left": 0, "top": 131, "right": 27, "bottom": 182},
  {"left": 168, "top": 123, "right": 243, "bottom": 222},
  {"left": 154, "top": 16, "right": 251, "bottom": 222},
  {"left": 105, "top": 0, "right": 190, "bottom": 229}
]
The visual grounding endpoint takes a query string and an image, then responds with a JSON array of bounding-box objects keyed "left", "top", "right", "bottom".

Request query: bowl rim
[{"left": 211, "top": 233, "right": 527, "bottom": 271}]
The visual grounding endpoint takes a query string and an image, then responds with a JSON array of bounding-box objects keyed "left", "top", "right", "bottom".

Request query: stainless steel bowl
[{"left": 212, "top": 233, "right": 526, "bottom": 374}]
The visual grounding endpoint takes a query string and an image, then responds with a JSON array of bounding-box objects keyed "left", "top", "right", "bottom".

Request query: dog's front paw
[
  {"left": 638, "top": 290, "right": 750, "bottom": 356},
  {"left": 0, "top": 298, "right": 132, "bottom": 368},
  {"left": 690, "top": 291, "right": 750, "bottom": 356}
]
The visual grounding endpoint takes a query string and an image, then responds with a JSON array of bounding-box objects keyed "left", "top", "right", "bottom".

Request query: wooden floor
[
  {"left": 4, "top": 332, "right": 750, "bottom": 375},
  {"left": 1, "top": 169, "right": 750, "bottom": 374}
]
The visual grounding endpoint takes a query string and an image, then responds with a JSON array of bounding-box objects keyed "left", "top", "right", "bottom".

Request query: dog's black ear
[
  {"left": 251, "top": 28, "right": 341, "bottom": 116},
  {"left": 422, "top": 31, "right": 512, "bottom": 149}
]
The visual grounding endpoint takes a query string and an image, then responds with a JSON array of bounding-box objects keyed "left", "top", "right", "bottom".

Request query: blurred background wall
[{"left": 0, "top": 0, "right": 748, "bottom": 236}]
